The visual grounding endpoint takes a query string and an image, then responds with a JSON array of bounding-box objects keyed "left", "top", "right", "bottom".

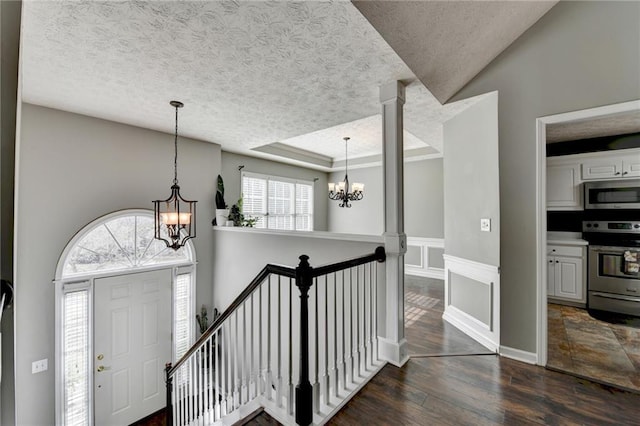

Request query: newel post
[
  {"left": 295, "top": 254, "right": 313, "bottom": 426},
  {"left": 165, "top": 362, "right": 173, "bottom": 426}
]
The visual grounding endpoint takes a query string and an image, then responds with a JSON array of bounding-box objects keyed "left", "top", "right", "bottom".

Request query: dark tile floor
[{"left": 547, "top": 303, "right": 640, "bottom": 392}]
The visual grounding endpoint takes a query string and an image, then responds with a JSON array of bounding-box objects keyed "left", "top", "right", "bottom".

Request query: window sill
[{"left": 212, "top": 225, "right": 384, "bottom": 243}]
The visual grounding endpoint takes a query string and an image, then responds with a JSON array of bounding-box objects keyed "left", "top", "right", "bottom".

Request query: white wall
[
  {"left": 14, "top": 104, "right": 221, "bottom": 425},
  {"left": 221, "top": 151, "right": 329, "bottom": 231},
  {"left": 328, "top": 157, "right": 444, "bottom": 238},
  {"left": 451, "top": 1, "right": 640, "bottom": 352}
]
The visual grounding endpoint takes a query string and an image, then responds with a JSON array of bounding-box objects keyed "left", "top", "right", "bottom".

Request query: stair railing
[{"left": 165, "top": 246, "right": 386, "bottom": 426}]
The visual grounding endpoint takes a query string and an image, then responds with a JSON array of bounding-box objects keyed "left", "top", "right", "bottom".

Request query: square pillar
[{"left": 378, "top": 81, "right": 409, "bottom": 367}]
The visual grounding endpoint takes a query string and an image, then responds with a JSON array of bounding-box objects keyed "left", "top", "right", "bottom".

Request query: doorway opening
[
  {"left": 536, "top": 100, "right": 640, "bottom": 391},
  {"left": 54, "top": 209, "right": 196, "bottom": 425}
]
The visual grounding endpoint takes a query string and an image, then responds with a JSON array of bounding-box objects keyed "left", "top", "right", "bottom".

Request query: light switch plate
[
  {"left": 32, "top": 358, "right": 48, "bottom": 374},
  {"left": 481, "top": 218, "right": 491, "bottom": 232}
]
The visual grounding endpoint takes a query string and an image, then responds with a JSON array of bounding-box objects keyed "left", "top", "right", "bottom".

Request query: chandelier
[
  {"left": 153, "top": 101, "right": 197, "bottom": 250},
  {"left": 328, "top": 137, "right": 364, "bottom": 208}
]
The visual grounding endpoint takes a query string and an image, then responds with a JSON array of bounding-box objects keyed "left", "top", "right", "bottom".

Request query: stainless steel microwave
[{"left": 584, "top": 179, "right": 640, "bottom": 209}]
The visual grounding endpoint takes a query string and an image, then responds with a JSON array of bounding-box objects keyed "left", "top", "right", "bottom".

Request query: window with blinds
[
  {"left": 242, "top": 172, "right": 313, "bottom": 231},
  {"left": 63, "top": 289, "right": 90, "bottom": 426},
  {"left": 174, "top": 272, "right": 193, "bottom": 360}
]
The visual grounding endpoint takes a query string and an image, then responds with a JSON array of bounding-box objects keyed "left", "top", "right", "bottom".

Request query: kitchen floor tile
[{"left": 547, "top": 303, "right": 640, "bottom": 392}]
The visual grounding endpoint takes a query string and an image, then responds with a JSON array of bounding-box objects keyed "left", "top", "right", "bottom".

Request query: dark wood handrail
[
  {"left": 312, "top": 246, "right": 386, "bottom": 277},
  {"left": 168, "top": 263, "right": 295, "bottom": 376},
  {"left": 167, "top": 246, "right": 385, "bottom": 377}
]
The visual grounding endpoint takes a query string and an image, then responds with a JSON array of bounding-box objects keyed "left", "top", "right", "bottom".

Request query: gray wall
[
  {"left": 15, "top": 104, "right": 221, "bottom": 425},
  {"left": 450, "top": 1, "right": 640, "bottom": 352},
  {"left": 1, "top": 2, "right": 21, "bottom": 424},
  {"left": 327, "top": 166, "right": 383, "bottom": 235},
  {"left": 443, "top": 93, "right": 500, "bottom": 266},
  {"left": 328, "top": 157, "right": 444, "bottom": 238},
  {"left": 212, "top": 229, "right": 383, "bottom": 311},
  {"left": 221, "top": 151, "right": 329, "bottom": 231}
]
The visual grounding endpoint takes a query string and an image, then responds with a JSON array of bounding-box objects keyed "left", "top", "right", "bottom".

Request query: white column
[{"left": 378, "top": 81, "right": 409, "bottom": 367}]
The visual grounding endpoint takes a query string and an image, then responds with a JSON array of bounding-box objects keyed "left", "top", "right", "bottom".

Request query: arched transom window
[{"left": 60, "top": 211, "right": 193, "bottom": 278}]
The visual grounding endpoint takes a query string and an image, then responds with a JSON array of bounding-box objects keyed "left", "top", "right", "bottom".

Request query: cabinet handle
[
  {"left": 556, "top": 260, "right": 559, "bottom": 263},
  {"left": 615, "top": 172, "right": 621, "bottom": 175},
  {"left": 549, "top": 260, "right": 553, "bottom": 263},
  {"left": 623, "top": 171, "right": 628, "bottom": 175}
]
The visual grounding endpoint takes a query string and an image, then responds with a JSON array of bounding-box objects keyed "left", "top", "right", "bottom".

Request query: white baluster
[
  {"left": 276, "top": 275, "right": 283, "bottom": 408},
  {"left": 355, "top": 265, "right": 361, "bottom": 380},
  {"left": 323, "top": 275, "right": 330, "bottom": 408},
  {"left": 313, "top": 277, "right": 320, "bottom": 413},
  {"left": 333, "top": 272, "right": 339, "bottom": 399},
  {"left": 215, "top": 329, "right": 221, "bottom": 421},
  {"left": 340, "top": 270, "right": 347, "bottom": 392},
  {"left": 258, "top": 283, "right": 263, "bottom": 397},
  {"left": 348, "top": 268, "right": 354, "bottom": 384},
  {"left": 242, "top": 301, "right": 247, "bottom": 404},
  {"left": 226, "top": 320, "right": 234, "bottom": 412},
  {"left": 266, "top": 276, "right": 273, "bottom": 401},
  {"left": 287, "top": 277, "right": 294, "bottom": 416}
]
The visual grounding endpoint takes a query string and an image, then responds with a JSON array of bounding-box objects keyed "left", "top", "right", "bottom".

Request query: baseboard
[
  {"left": 443, "top": 307, "right": 497, "bottom": 352},
  {"left": 405, "top": 268, "right": 444, "bottom": 280},
  {"left": 377, "top": 337, "right": 409, "bottom": 367},
  {"left": 499, "top": 345, "right": 537, "bottom": 365}
]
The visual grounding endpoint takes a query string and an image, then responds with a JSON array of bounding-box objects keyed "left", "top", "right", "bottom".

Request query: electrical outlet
[
  {"left": 32, "top": 358, "right": 48, "bottom": 374},
  {"left": 481, "top": 218, "right": 491, "bottom": 232}
]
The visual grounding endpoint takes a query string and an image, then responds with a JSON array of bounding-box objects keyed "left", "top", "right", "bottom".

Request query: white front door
[{"left": 94, "top": 269, "right": 172, "bottom": 425}]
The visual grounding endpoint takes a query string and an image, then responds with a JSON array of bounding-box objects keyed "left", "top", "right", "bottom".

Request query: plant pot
[{"left": 215, "top": 209, "right": 229, "bottom": 226}]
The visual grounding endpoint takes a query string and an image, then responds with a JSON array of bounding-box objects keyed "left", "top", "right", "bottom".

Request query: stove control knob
[
  {"left": 586, "top": 223, "right": 592, "bottom": 228},
  {"left": 593, "top": 224, "right": 599, "bottom": 228},
  {"left": 635, "top": 224, "right": 640, "bottom": 229}
]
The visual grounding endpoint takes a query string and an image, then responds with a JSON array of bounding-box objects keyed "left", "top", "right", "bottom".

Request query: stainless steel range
[{"left": 583, "top": 220, "right": 640, "bottom": 316}]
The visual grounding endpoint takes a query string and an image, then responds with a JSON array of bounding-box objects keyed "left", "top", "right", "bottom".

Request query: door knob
[
  {"left": 97, "top": 365, "right": 111, "bottom": 372},
  {"left": 97, "top": 354, "right": 104, "bottom": 360}
]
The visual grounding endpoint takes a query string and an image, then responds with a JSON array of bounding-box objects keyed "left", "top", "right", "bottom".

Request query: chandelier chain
[{"left": 173, "top": 104, "right": 179, "bottom": 185}]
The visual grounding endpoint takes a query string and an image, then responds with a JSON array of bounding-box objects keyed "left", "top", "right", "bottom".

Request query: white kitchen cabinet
[
  {"left": 581, "top": 149, "right": 640, "bottom": 180},
  {"left": 547, "top": 163, "right": 582, "bottom": 210},
  {"left": 547, "top": 244, "right": 586, "bottom": 305}
]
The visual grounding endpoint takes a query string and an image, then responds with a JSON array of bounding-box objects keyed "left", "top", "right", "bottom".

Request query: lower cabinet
[{"left": 547, "top": 245, "right": 586, "bottom": 305}]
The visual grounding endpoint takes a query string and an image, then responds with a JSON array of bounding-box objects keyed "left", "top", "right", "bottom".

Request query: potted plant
[{"left": 214, "top": 175, "right": 229, "bottom": 226}]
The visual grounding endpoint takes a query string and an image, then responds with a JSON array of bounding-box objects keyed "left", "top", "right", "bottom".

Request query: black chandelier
[
  {"left": 328, "top": 137, "right": 364, "bottom": 208},
  {"left": 153, "top": 101, "right": 197, "bottom": 250}
]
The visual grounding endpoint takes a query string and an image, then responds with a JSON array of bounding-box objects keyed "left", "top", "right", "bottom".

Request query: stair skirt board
[{"left": 178, "top": 360, "right": 386, "bottom": 426}]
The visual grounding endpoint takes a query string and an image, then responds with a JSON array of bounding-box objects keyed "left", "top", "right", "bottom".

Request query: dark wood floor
[
  {"left": 147, "top": 277, "right": 640, "bottom": 425},
  {"left": 404, "top": 275, "right": 492, "bottom": 356},
  {"left": 328, "top": 355, "right": 640, "bottom": 425}
]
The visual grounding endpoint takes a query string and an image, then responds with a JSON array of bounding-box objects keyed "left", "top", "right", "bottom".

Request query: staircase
[{"left": 165, "top": 247, "right": 387, "bottom": 425}]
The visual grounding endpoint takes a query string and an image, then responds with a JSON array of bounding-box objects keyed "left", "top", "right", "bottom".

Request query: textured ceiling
[
  {"left": 546, "top": 110, "right": 640, "bottom": 143},
  {"left": 353, "top": 0, "right": 557, "bottom": 103},
  {"left": 20, "top": 0, "right": 485, "bottom": 169}
]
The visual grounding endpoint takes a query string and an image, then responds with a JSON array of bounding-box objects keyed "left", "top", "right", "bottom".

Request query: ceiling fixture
[
  {"left": 153, "top": 101, "right": 197, "bottom": 250},
  {"left": 328, "top": 137, "right": 364, "bottom": 208}
]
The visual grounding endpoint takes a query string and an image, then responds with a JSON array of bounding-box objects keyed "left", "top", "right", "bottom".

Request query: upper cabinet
[
  {"left": 582, "top": 152, "right": 640, "bottom": 180},
  {"left": 547, "top": 148, "right": 640, "bottom": 210},
  {"left": 547, "top": 163, "right": 581, "bottom": 209}
]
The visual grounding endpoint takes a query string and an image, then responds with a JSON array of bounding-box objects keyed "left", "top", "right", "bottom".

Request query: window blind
[
  {"left": 63, "top": 290, "right": 89, "bottom": 426},
  {"left": 241, "top": 173, "right": 313, "bottom": 231},
  {"left": 174, "top": 273, "right": 192, "bottom": 360}
]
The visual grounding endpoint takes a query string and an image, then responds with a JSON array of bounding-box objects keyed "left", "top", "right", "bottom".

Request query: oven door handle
[{"left": 591, "top": 292, "right": 640, "bottom": 303}]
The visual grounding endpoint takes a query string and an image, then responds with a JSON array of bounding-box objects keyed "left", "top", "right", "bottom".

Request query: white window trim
[
  {"left": 54, "top": 209, "right": 197, "bottom": 426},
  {"left": 241, "top": 171, "right": 314, "bottom": 231}
]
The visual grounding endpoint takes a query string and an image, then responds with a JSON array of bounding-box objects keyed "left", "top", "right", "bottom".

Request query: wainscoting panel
[
  {"left": 442, "top": 254, "right": 500, "bottom": 352},
  {"left": 405, "top": 237, "right": 444, "bottom": 280}
]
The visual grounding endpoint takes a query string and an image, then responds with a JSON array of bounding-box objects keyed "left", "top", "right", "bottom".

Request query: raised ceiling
[
  {"left": 353, "top": 1, "right": 557, "bottom": 104},
  {"left": 21, "top": 1, "right": 551, "bottom": 170}
]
